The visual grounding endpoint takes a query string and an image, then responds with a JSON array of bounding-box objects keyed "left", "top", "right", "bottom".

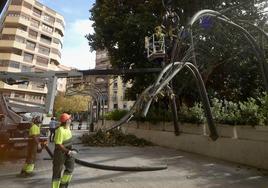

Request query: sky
[{"left": 39, "top": 0, "right": 96, "bottom": 70}]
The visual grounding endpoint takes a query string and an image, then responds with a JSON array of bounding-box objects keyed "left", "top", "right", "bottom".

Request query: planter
[
  {"left": 236, "top": 126, "right": 268, "bottom": 142},
  {"left": 180, "top": 123, "right": 203, "bottom": 135},
  {"left": 216, "top": 124, "right": 235, "bottom": 138},
  {"left": 163, "top": 122, "right": 174, "bottom": 132}
]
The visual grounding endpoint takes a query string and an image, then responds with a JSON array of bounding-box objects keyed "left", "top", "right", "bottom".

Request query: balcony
[
  {"left": 0, "top": 53, "right": 23, "bottom": 62},
  {"left": 53, "top": 31, "right": 63, "bottom": 41},
  {"left": 54, "top": 22, "right": 65, "bottom": 36},
  {"left": 0, "top": 40, "right": 26, "bottom": 50},
  {"left": 8, "top": 5, "right": 29, "bottom": 14},
  {"left": 5, "top": 16, "right": 30, "bottom": 26},
  {"left": 2, "top": 28, "right": 28, "bottom": 38},
  {"left": 50, "top": 52, "right": 61, "bottom": 64}
]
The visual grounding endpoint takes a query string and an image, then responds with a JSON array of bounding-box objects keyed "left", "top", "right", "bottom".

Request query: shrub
[
  {"left": 259, "top": 94, "right": 268, "bottom": 125},
  {"left": 104, "top": 109, "right": 129, "bottom": 121},
  {"left": 219, "top": 100, "right": 241, "bottom": 125},
  {"left": 178, "top": 103, "right": 205, "bottom": 124},
  {"left": 238, "top": 98, "right": 263, "bottom": 126}
]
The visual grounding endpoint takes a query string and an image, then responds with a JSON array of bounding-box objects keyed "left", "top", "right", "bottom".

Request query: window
[
  {"left": 113, "top": 82, "right": 118, "bottom": 89},
  {"left": 38, "top": 45, "right": 50, "bottom": 55},
  {"left": 2, "top": 34, "right": 15, "bottom": 40},
  {"left": 21, "top": 65, "right": 32, "bottom": 72},
  {"left": 28, "top": 29, "right": 38, "bottom": 39},
  {"left": 11, "top": 0, "right": 23, "bottom": 5},
  {"left": 112, "top": 91, "right": 117, "bottom": 102},
  {"left": 7, "top": 11, "right": 20, "bottom": 17},
  {"left": 113, "top": 104, "right": 118, "bottom": 109},
  {"left": 33, "top": 7, "right": 42, "bottom": 17},
  {"left": 53, "top": 38, "right": 62, "bottom": 48},
  {"left": 30, "top": 18, "right": 40, "bottom": 28},
  {"left": 0, "top": 60, "right": 9, "bottom": 67},
  {"left": 15, "top": 36, "right": 25, "bottom": 43},
  {"left": 56, "top": 18, "right": 65, "bottom": 28},
  {"left": 42, "top": 23, "right": 53, "bottom": 33},
  {"left": 26, "top": 40, "right": 36, "bottom": 50},
  {"left": 18, "top": 25, "right": 27, "bottom": 31},
  {"left": 51, "top": 48, "right": 60, "bottom": 57},
  {"left": 53, "top": 38, "right": 60, "bottom": 44},
  {"left": 0, "top": 60, "right": 20, "bottom": 69},
  {"left": 20, "top": 13, "right": 30, "bottom": 21},
  {"left": 36, "top": 56, "right": 49, "bottom": 66},
  {"left": 9, "top": 61, "right": 20, "bottom": 69},
  {"left": 40, "top": 34, "right": 52, "bottom": 44},
  {"left": 55, "top": 28, "right": 63, "bottom": 36},
  {"left": 43, "top": 13, "right": 55, "bottom": 23},
  {"left": 23, "top": 1, "right": 32, "bottom": 9},
  {"left": 23, "top": 52, "right": 34, "bottom": 62}
]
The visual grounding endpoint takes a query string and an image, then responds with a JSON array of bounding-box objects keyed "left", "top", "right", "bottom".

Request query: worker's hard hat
[{"left": 60, "top": 113, "right": 71, "bottom": 123}]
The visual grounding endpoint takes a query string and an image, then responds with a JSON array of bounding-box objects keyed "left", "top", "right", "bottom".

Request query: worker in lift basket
[
  {"left": 18, "top": 114, "right": 43, "bottom": 177},
  {"left": 52, "top": 113, "right": 76, "bottom": 188}
]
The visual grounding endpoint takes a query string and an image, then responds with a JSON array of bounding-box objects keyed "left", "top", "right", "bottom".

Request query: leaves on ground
[{"left": 81, "top": 129, "right": 154, "bottom": 147}]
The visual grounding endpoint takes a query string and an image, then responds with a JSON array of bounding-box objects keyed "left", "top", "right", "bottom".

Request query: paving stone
[{"left": 0, "top": 128, "right": 268, "bottom": 188}]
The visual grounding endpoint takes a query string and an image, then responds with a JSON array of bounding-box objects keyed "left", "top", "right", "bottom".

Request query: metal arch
[
  {"left": 148, "top": 62, "right": 218, "bottom": 140},
  {"left": 106, "top": 61, "right": 219, "bottom": 140},
  {"left": 82, "top": 83, "right": 108, "bottom": 125},
  {"left": 65, "top": 84, "right": 106, "bottom": 126},
  {"left": 188, "top": 10, "right": 268, "bottom": 91}
]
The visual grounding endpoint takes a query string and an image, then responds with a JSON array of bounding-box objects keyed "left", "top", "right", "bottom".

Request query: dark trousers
[
  {"left": 26, "top": 141, "right": 37, "bottom": 164},
  {"left": 52, "top": 149, "right": 74, "bottom": 182},
  {"left": 49, "top": 128, "right": 55, "bottom": 142}
]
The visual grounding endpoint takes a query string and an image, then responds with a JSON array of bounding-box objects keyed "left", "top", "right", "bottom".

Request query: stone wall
[{"left": 96, "top": 120, "right": 268, "bottom": 170}]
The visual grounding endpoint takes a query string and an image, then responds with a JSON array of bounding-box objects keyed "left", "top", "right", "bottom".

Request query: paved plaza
[{"left": 0, "top": 128, "right": 268, "bottom": 188}]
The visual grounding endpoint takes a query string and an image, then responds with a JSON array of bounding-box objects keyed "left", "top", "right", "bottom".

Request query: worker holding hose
[{"left": 52, "top": 113, "right": 76, "bottom": 188}]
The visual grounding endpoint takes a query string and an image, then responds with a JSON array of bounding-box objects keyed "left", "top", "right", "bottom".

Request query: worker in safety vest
[
  {"left": 154, "top": 26, "right": 165, "bottom": 52},
  {"left": 18, "top": 114, "right": 42, "bottom": 177},
  {"left": 52, "top": 113, "right": 76, "bottom": 188}
]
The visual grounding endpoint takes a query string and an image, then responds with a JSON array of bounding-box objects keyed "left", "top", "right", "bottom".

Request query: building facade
[
  {"left": 0, "top": 0, "right": 65, "bottom": 105},
  {"left": 95, "top": 50, "right": 134, "bottom": 111},
  {"left": 94, "top": 50, "right": 110, "bottom": 112}
]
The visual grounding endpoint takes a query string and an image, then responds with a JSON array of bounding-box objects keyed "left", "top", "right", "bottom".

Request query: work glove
[{"left": 67, "top": 150, "right": 78, "bottom": 157}]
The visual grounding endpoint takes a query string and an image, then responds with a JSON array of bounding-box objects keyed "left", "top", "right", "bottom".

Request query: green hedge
[
  {"left": 178, "top": 94, "right": 268, "bottom": 126},
  {"left": 105, "top": 94, "right": 268, "bottom": 126},
  {"left": 104, "top": 109, "right": 129, "bottom": 121}
]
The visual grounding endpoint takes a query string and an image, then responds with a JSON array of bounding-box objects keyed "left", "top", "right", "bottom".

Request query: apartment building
[
  {"left": 95, "top": 50, "right": 134, "bottom": 111},
  {"left": 0, "top": 0, "right": 65, "bottom": 105}
]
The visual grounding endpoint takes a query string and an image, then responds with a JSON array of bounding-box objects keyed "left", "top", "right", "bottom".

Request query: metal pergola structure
[{"left": 65, "top": 82, "right": 108, "bottom": 131}]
